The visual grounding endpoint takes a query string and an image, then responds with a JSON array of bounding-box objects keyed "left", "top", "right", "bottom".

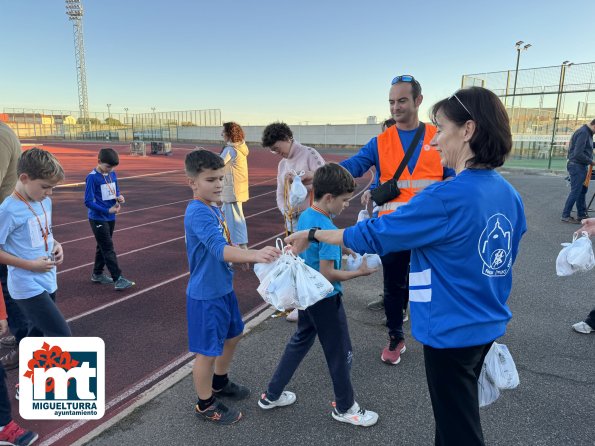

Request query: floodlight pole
[
  {"left": 548, "top": 61, "right": 572, "bottom": 170},
  {"left": 510, "top": 41, "right": 531, "bottom": 132},
  {"left": 65, "top": 0, "right": 89, "bottom": 130}
]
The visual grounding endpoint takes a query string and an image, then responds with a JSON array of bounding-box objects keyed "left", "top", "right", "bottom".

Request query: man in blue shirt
[{"left": 340, "top": 75, "right": 455, "bottom": 365}]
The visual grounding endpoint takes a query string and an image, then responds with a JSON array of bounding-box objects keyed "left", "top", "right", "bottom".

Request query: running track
[{"left": 3, "top": 142, "right": 372, "bottom": 445}]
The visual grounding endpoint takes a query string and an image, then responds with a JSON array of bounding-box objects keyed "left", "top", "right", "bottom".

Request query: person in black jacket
[{"left": 561, "top": 119, "right": 595, "bottom": 223}]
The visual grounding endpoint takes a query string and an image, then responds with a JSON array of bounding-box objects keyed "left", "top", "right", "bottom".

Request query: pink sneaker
[{"left": 381, "top": 337, "right": 406, "bottom": 365}]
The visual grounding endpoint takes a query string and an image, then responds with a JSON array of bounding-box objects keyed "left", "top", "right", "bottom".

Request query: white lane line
[
  {"left": 60, "top": 215, "right": 184, "bottom": 245},
  {"left": 57, "top": 237, "right": 185, "bottom": 275},
  {"left": 53, "top": 200, "right": 190, "bottom": 228},
  {"left": 64, "top": 232, "right": 284, "bottom": 324},
  {"left": 56, "top": 169, "right": 183, "bottom": 188},
  {"left": 57, "top": 206, "right": 279, "bottom": 274},
  {"left": 53, "top": 190, "right": 275, "bottom": 228}
]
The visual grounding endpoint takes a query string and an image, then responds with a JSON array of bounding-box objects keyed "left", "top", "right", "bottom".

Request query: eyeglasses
[
  {"left": 448, "top": 92, "right": 474, "bottom": 120},
  {"left": 391, "top": 75, "right": 416, "bottom": 85}
]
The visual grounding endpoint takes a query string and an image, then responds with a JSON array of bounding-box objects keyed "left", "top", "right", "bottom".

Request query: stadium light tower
[
  {"left": 510, "top": 41, "right": 531, "bottom": 128},
  {"left": 65, "top": 0, "right": 89, "bottom": 125}
]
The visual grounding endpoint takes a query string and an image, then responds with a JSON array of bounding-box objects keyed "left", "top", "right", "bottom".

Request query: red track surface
[{"left": 3, "top": 142, "right": 370, "bottom": 445}]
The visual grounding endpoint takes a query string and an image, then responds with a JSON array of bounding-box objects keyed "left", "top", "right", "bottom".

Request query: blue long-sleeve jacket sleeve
[
  {"left": 344, "top": 191, "right": 449, "bottom": 255},
  {"left": 192, "top": 208, "right": 227, "bottom": 262},
  {"left": 339, "top": 137, "right": 379, "bottom": 179}
]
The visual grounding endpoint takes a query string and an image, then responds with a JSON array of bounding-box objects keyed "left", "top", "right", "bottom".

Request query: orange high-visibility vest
[{"left": 377, "top": 124, "right": 443, "bottom": 216}]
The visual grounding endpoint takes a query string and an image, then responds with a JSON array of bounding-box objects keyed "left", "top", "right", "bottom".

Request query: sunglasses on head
[
  {"left": 391, "top": 75, "right": 416, "bottom": 85},
  {"left": 448, "top": 92, "right": 474, "bottom": 120}
]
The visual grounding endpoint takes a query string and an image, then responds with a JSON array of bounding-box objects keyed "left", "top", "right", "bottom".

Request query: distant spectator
[
  {"left": 220, "top": 122, "right": 250, "bottom": 248},
  {"left": 561, "top": 119, "right": 595, "bottom": 224}
]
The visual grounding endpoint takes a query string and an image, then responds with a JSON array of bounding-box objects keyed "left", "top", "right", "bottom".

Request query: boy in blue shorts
[
  {"left": 258, "top": 163, "right": 379, "bottom": 427},
  {"left": 0, "top": 148, "right": 71, "bottom": 339},
  {"left": 184, "top": 149, "right": 280, "bottom": 425},
  {"left": 84, "top": 148, "right": 134, "bottom": 290}
]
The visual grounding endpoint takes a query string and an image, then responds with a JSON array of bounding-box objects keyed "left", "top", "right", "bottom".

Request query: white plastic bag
[
  {"left": 255, "top": 239, "right": 333, "bottom": 311},
  {"left": 357, "top": 209, "right": 370, "bottom": 223},
  {"left": 484, "top": 343, "right": 520, "bottom": 390},
  {"left": 364, "top": 254, "right": 382, "bottom": 269},
  {"left": 478, "top": 362, "right": 500, "bottom": 407},
  {"left": 294, "top": 257, "right": 334, "bottom": 309},
  {"left": 478, "top": 342, "right": 520, "bottom": 407},
  {"left": 556, "top": 231, "right": 595, "bottom": 276},
  {"left": 345, "top": 253, "right": 363, "bottom": 271},
  {"left": 289, "top": 171, "right": 308, "bottom": 207},
  {"left": 345, "top": 253, "right": 381, "bottom": 271}
]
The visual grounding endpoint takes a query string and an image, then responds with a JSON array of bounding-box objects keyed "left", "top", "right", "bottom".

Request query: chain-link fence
[
  {"left": 0, "top": 108, "right": 221, "bottom": 142},
  {"left": 462, "top": 62, "right": 595, "bottom": 169}
]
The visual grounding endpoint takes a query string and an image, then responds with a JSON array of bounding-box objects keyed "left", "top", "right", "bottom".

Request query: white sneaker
[
  {"left": 258, "top": 391, "right": 297, "bottom": 410},
  {"left": 572, "top": 321, "right": 594, "bottom": 334},
  {"left": 331, "top": 401, "right": 378, "bottom": 427},
  {"left": 286, "top": 308, "right": 299, "bottom": 322}
]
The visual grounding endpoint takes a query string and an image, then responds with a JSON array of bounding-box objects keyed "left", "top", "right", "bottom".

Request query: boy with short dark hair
[
  {"left": 84, "top": 148, "right": 134, "bottom": 290},
  {"left": 0, "top": 148, "right": 71, "bottom": 339},
  {"left": 184, "top": 149, "right": 280, "bottom": 425},
  {"left": 258, "top": 163, "right": 379, "bottom": 427}
]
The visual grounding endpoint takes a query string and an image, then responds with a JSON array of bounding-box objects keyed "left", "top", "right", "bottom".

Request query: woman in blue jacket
[{"left": 287, "top": 86, "right": 527, "bottom": 446}]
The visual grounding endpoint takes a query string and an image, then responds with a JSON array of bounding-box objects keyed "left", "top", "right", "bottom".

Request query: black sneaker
[
  {"left": 195, "top": 400, "right": 242, "bottom": 425},
  {"left": 213, "top": 380, "right": 250, "bottom": 400},
  {"left": 91, "top": 273, "right": 114, "bottom": 284}
]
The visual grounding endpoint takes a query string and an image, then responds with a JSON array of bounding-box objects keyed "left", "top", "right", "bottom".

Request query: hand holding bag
[{"left": 370, "top": 123, "right": 425, "bottom": 206}]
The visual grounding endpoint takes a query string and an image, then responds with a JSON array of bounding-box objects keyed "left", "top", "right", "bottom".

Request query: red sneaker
[
  {"left": 381, "top": 337, "right": 406, "bottom": 365},
  {"left": 0, "top": 420, "right": 39, "bottom": 446}
]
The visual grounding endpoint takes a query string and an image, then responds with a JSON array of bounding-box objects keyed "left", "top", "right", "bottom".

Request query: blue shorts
[{"left": 187, "top": 291, "right": 245, "bottom": 356}]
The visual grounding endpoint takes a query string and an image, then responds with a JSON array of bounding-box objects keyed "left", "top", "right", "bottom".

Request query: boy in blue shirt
[
  {"left": 84, "top": 148, "right": 134, "bottom": 290},
  {"left": 0, "top": 148, "right": 71, "bottom": 340},
  {"left": 184, "top": 149, "right": 280, "bottom": 425},
  {"left": 258, "top": 163, "right": 379, "bottom": 427}
]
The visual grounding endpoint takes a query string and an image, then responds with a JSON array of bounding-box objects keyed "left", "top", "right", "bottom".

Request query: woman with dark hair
[
  {"left": 220, "top": 122, "right": 249, "bottom": 248},
  {"left": 287, "top": 86, "right": 527, "bottom": 445}
]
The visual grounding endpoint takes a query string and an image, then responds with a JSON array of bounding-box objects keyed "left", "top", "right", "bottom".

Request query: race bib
[
  {"left": 100, "top": 182, "right": 117, "bottom": 201},
  {"left": 27, "top": 216, "right": 53, "bottom": 249}
]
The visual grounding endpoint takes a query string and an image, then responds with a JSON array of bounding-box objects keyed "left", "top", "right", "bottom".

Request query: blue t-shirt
[
  {"left": 84, "top": 169, "right": 121, "bottom": 221},
  {"left": 344, "top": 169, "right": 527, "bottom": 348},
  {"left": 184, "top": 200, "right": 233, "bottom": 300},
  {"left": 0, "top": 196, "right": 57, "bottom": 299},
  {"left": 297, "top": 207, "right": 342, "bottom": 297}
]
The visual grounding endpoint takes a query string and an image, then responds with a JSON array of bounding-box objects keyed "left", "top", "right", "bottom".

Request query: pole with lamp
[
  {"left": 510, "top": 41, "right": 531, "bottom": 132},
  {"left": 106, "top": 103, "right": 112, "bottom": 140},
  {"left": 547, "top": 61, "right": 573, "bottom": 170}
]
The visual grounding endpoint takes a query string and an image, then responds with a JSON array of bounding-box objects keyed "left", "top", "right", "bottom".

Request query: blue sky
[{"left": 1, "top": 0, "right": 593, "bottom": 125}]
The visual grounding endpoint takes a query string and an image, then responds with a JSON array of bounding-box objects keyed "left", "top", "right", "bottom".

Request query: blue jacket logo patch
[{"left": 478, "top": 214, "right": 513, "bottom": 277}]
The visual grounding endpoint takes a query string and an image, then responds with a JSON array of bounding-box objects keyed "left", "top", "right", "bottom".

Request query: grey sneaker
[
  {"left": 331, "top": 401, "right": 378, "bottom": 427},
  {"left": 561, "top": 216, "right": 581, "bottom": 224},
  {"left": 213, "top": 380, "right": 250, "bottom": 400},
  {"left": 91, "top": 273, "right": 114, "bottom": 284},
  {"left": 114, "top": 276, "right": 135, "bottom": 290},
  {"left": 258, "top": 391, "right": 296, "bottom": 410}
]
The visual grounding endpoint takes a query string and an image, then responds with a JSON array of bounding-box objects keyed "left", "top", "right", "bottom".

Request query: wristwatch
[{"left": 308, "top": 227, "right": 320, "bottom": 243}]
